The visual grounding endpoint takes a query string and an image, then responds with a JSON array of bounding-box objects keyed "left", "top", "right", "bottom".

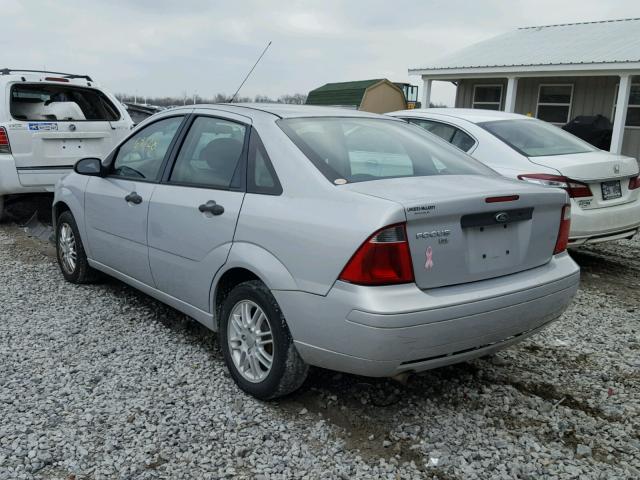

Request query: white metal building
[{"left": 409, "top": 18, "right": 640, "bottom": 158}]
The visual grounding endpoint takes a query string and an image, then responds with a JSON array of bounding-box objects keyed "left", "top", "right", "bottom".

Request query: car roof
[
  {"left": 170, "top": 103, "right": 400, "bottom": 120},
  {"left": 389, "top": 108, "right": 532, "bottom": 124}
]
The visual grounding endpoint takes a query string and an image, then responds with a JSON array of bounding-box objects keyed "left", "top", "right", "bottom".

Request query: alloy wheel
[
  {"left": 227, "top": 300, "right": 274, "bottom": 383},
  {"left": 58, "top": 223, "right": 77, "bottom": 274}
]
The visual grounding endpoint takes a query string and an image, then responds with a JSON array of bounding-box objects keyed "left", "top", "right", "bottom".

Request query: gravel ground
[{"left": 0, "top": 198, "right": 639, "bottom": 479}]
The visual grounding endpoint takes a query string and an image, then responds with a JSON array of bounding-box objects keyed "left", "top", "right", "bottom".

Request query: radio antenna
[{"left": 228, "top": 41, "right": 272, "bottom": 103}]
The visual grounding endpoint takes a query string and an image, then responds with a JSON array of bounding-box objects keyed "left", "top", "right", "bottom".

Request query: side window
[
  {"left": 451, "top": 129, "right": 476, "bottom": 152},
  {"left": 170, "top": 116, "right": 247, "bottom": 189},
  {"left": 247, "top": 130, "right": 282, "bottom": 195},
  {"left": 112, "top": 116, "right": 183, "bottom": 181},
  {"left": 408, "top": 119, "right": 456, "bottom": 142}
]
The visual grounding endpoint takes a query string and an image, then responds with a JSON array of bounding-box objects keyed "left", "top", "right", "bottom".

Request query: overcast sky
[{"left": 5, "top": 0, "right": 640, "bottom": 105}]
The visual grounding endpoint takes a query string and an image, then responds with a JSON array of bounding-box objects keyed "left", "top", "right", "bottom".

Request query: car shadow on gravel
[
  {"left": 96, "top": 275, "right": 222, "bottom": 354},
  {"left": 276, "top": 362, "right": 484, "bottom": 468},
  {"left": 1, "top": 193, "right": 53, "bottom": 225},
  {"left": 569, "top": 245, "right": 640, "bottom": 308}
]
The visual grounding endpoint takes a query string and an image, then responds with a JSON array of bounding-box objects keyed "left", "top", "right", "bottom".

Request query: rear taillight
[
  {"left": 0, "top": 127, "right": 10, "bottom": 154},
  {"left": 518, "top": 173, "right": 592, "bottom": 198},
  {"left": 339, "top": 223, "right": 414, "bottom": 286},
  {"left": 554, "top": 205, "right": 571, "bottom": 254},
  {"left": 629, "top": 176, "right": 640, "bottom": 190}
]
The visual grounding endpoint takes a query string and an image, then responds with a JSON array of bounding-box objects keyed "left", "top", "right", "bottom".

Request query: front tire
[
  {"left": 219, "top": 280, "right": 308, "bottom": 400},
  {"left": 56, "top": 210, "right": 99, "bottom": 284}
]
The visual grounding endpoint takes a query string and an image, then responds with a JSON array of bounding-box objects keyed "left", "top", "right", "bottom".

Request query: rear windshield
[
  {"left": 479, "top": 119, "right": 595, "bottom": 157},
  {"left": 278, "top": 117, "right": 493, "bottom": 184},
  {"left": 10, "top": 84, "right": 121, "bottom": 122}
]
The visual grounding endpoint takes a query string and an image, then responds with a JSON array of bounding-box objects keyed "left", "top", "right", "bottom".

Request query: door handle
[
  {"left": 198, "top": 200, "right": 224, "bottom": 216},
  {"left": 125, "top": 192, "right": 143, "bottom": 205}
]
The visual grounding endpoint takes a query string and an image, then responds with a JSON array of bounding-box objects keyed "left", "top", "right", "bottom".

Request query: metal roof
[{"left": 411, "top": 18, "right": 640, "bottom": 74}]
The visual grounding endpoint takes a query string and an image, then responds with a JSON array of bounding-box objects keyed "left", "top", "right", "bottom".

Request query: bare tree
[
  {"left": 278, "top": 93, "right": 307, "bottom": 104},
  {"left": 116, "top": 92, "right": 307, "bottom": 107}
]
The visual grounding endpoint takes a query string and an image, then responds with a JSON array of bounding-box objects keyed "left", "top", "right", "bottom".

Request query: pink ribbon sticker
[{"left": 425, "top": 246, "right": 434, "bottom": 270}]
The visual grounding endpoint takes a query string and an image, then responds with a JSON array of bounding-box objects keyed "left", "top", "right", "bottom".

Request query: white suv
[{"left": 0, "top": 69, "right": 133, "bottom": 219}]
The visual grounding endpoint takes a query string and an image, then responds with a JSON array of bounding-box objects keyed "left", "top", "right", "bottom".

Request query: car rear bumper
[
  {"left": 569, "top": 198, "right": 640, "bottom": 244},
  {"left": 274, "top": 253, "right": 579, "bottom": 377},
  {"left": 0, "top": 155, "right": 66, "bottom": 195}
]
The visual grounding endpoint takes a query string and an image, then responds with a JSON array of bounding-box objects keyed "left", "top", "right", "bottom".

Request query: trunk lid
[
  {"left": 344, "top": 175, "right": 568, "bottom": 290},
  {"left": 529, "top": 151, "right": 639, "bottom": 210},
  {"left": 529, "top": 150, "right": 638, "bottom": 182}
]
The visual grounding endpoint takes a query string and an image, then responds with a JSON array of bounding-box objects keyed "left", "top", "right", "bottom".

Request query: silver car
[{"left": 53, "top": 104, "right": 580, "bottom": 399}]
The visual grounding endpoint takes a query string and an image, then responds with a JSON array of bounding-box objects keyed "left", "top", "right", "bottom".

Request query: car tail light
[
  {"left": 629, "top": 175, "right": 640, "bottom": 190},
  {"left": 554, "top": 205, "right": 571, "bottom": 254},
  {"left": 0, "top": 127, "right": 10, "bottom": 154},
  {"left": 339, "top": 223, "right": 414, "bottom": 286},
  {"left": 518, "top": 173, "right": 592, "bottom": 198},
  {"left": 44, "top": 77, "right": 70, "bottom": 82}
]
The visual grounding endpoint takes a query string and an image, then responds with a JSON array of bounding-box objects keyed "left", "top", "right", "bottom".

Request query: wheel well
[
  {"left": 53, "top": 201, "right": 71, "bottom": 225},
  {"left": 215, "top": 268, "right": 261, "bottom": 325}
]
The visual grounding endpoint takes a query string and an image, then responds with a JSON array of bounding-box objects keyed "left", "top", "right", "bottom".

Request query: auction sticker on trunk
[
  {"left": 406, "top": 204, "right": 436, "bottom": 216},
  {"left": 28, "top": 122, "right": 58, "bottom": 131},
  {"left": 601, "top": 180, "right": 622, "bottom": 201}
]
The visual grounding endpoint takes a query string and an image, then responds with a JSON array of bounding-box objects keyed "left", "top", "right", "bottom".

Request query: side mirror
[{"left": 74, "top": 158, "right": 104, "bottom": 176}]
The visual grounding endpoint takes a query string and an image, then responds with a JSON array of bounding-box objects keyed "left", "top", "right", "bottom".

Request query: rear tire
[
  {"left": 0, "top": 196, "right": 5, "bottom": 222},
  {"left": 56, "top": 210, "right": 99, "bottom": 284},
  {"left": 219, "top": 280, "right": 308, "bottom": 400}
]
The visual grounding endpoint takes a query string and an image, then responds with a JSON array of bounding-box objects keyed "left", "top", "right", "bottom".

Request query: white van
[{"left": 0, "top": 69, "right": 133, "bottom": 219}]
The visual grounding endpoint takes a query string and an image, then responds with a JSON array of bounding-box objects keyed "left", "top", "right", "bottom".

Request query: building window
[
  {"left": 536, "top": 84, "right": 573, "bottom": 124},
  {"left": 613, "top": 84, "right": 640, "bottom": 127},
  {"left": 472, "top": 85, "right": 502, "bottom": 110}
]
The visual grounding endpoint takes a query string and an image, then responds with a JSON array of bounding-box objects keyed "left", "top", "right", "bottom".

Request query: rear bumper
[
  {"left": 0, "top": 155, "right": 66, "bottom": 195},
  {"left": 569, "top": 198, "right": 640, "bottom": 244},
  {"left": 274, "top": 253, "right": 580, "bottom": 377}
]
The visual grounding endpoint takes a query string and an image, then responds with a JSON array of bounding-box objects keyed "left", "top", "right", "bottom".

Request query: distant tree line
[{"left": 116, "top": 92, "right": 307, "bottom": 107}]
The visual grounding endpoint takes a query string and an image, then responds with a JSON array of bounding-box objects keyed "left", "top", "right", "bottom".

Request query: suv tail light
[
  {"left": 518, "top": 173, "right": 592, "bottom": 198},
  {"left": 0, "top": 127, "right": 11, "bottom": 154},
  {"left": 629, "top": 175, "right": 640, "bottom": 190},
  {"left": 554, "top": 205, "right": 571, "bottom": 254},
  {"left": 339, "top": 223, "right": 414, "bottom": 286}
]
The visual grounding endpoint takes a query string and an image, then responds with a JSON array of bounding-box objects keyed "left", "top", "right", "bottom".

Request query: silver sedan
[{"left": 53, "top": 104, "right": 579, "bottom": 399}]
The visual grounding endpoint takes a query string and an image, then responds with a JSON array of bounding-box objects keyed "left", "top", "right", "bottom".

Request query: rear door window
[
  {"left": 408, "top": 118, "right": 456, "bottom": 142},
  {"left": 247, "top": 130, "right": 282, "bottom": 195},
  {"left": 451, "top": 129, "right": 476, "bottom": 152},
  {"left": 407, "top": 118, "right": 476, "bottom": 152},
  {"left": 10, "top": 83, "right": 120, "bottom": 122}
]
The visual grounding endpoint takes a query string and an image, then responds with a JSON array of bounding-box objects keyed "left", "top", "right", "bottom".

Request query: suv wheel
[
  {"left": 0, "top": 196, "right": 4, "bottom": 222},
  {"left": 219, "top": 280, "right": 308, "bottom": 399},
  {"left": 56, "top": 210, "right": 99, "bottom": 283}
]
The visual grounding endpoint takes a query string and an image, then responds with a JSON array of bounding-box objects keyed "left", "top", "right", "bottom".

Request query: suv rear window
[
  {"left": 278, "top": 117, "right": 492, "bottom": 183},
  {"left": 10, "top": 84, "right": 121, "bottom": 122}
]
